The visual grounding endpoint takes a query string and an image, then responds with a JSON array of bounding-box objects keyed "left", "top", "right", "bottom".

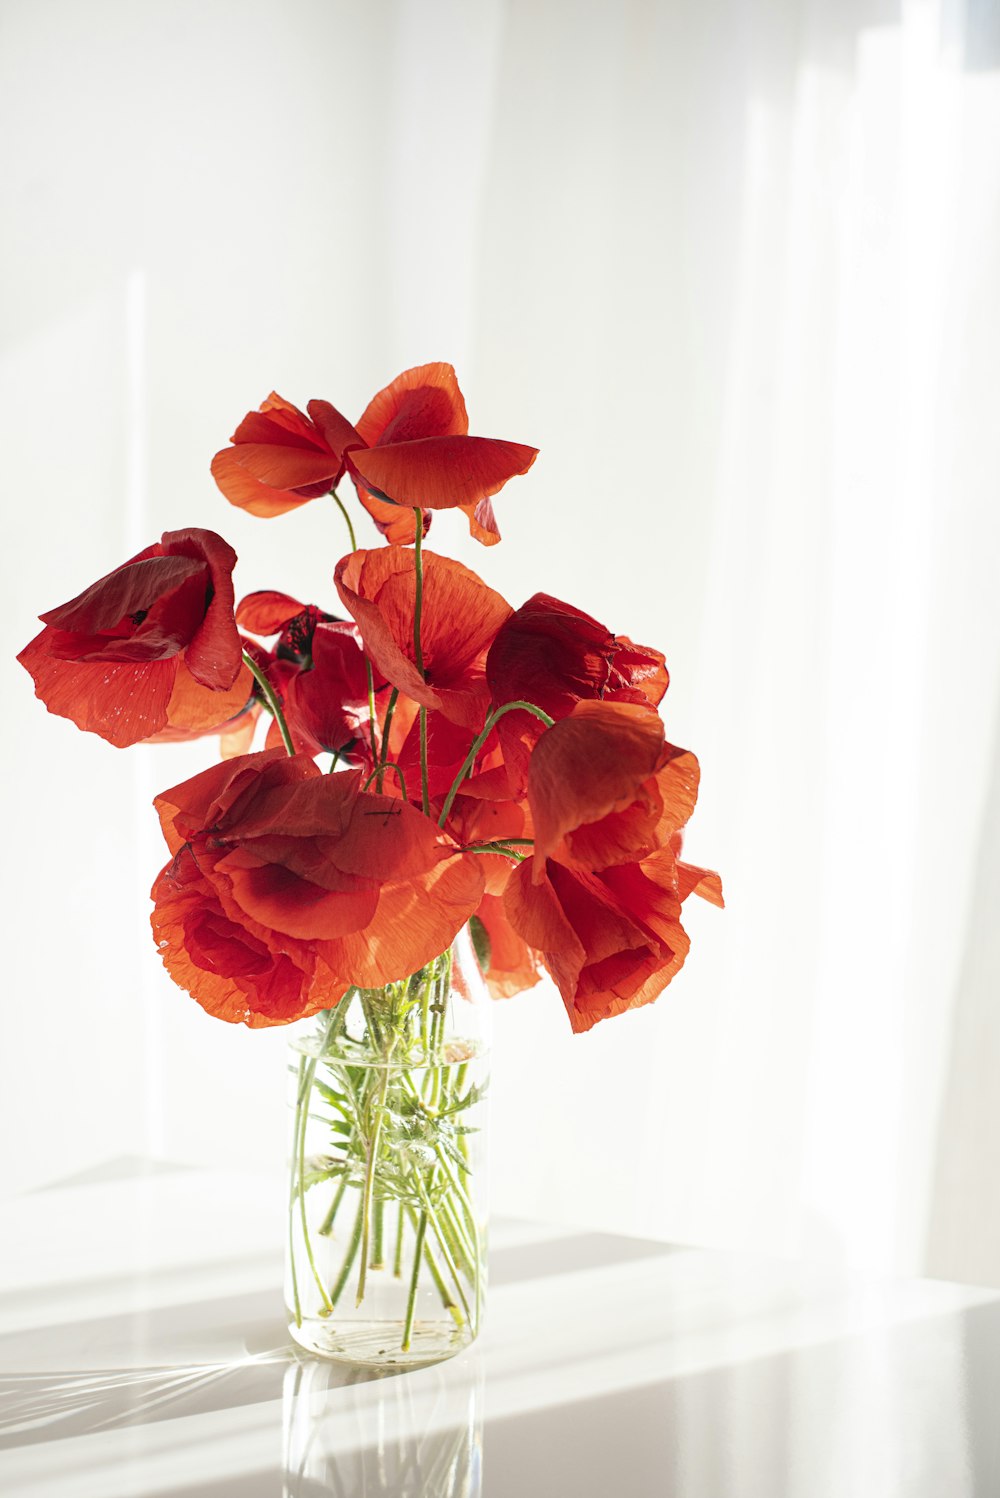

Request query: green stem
[
  {"left": 356, "top": 1043, "right": 396, "bottom": 1306},
  {"left": 242, "top": 649, "right": 295, "bottom": 757},
  {"left": 296, "top": 1055, "right": 332, "bottom": 1316},
  {"left": 362, "top": 761, "right": 408, "bottom": 799},
  {"left": 288, "top": 1059, "right": 306, "bottom": 1327},
  {"left": 318, "top": 1174, "right": 348, "bottom": 1237},
  {"left": 364, "top": 660, "right": 379, "bottom": 765},
  {"left": 291, "top": 1003, "right": 350, "bottom": 1319},
  {"left": 419, "top": 708, "right": 430, "bottom": 816},
  {"left": 376, "top": 688, "right": 399, "bottom": 790},
  {"left": 371, "top": 1197, "right": 385, "bottom": 1269},
  {"left": 328, "top": 1192, "right": 365, "bottom": 1308},
  {"left": 414, "top": 1174, "right": 472, "bottom": 1323},
  {"left": 393, "top": 1201, "right": 405, "bottom": 1278},
  {"left": 406, "top": 1206, "right": 463, "bottom": 1327},
  {"left": 331, "top": 487, "right": 358, "bottom": 552},
  {"left": 412, "top": 510, "right": 431, "bottom": 814},
  {"left": 401, "top": 1212, "right": 428, "bottom": 1351},
  {"left": 412, "top": 508, "right": 425, "bottom": 677},
  {"left": 437, "top": 700, "right": 555, "bottom": 827},
  {"left": 463, "top": 841, "right": 530, "bottom": 860}
]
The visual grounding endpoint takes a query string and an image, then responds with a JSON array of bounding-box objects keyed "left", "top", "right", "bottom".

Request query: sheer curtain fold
[{"left": 3, "top": 0, "right": 999, "bottom": 1286}]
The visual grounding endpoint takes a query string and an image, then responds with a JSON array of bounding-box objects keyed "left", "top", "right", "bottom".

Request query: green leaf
[{"left": 439, "top": 1079, "right": 489, "bottom": 1117}]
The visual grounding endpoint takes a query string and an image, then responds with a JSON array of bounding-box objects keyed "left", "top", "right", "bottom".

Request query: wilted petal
[
  {"left": 528, "top": 700, "right": 667, "bottom": 871},
  {"left": 677, "top": 858, "right": 725, "bottom": 907}
]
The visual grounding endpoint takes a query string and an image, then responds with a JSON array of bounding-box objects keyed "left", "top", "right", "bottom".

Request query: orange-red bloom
[
  {"left": 501, "top": 698, "right": 722, "bottom": 1030},
  {"left": 527, "top": 700, "right": 700, "bottom": 875},
  {"left": 211, "top": 395, "right": 357, "bottom": 518},
  {"left": 344, "top": 363, "right": 537, "bottom": 547},
  {"left": 212, "top": 366, "right": 537, "bottom": 547},
  {"left": 236, "top": 592, "right": 377, "bottom": 761},
  {"left": 504, "top": 849, "right": 694, "bottom": 1033},
  {"left": 18, "top": 529, "right": 250, "bottom": 748},
  {"left": 151, "top": 749, "right": 484, "bottom": 1026},
  {"left": 335, "top": 547, "right": 512, "bottom": 731},
  {"left": 486, "top": 593, "right": 668, "bottom": 795}
]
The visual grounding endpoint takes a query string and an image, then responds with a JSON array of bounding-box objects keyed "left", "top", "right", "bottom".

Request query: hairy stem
[
  {"left": 242, "top": 649, "right": 295, "bottom": 757},
  {"left": 437, "top": 700, "right": 555, "bottom": 826},
  {"left": 331, "top": 487, "right": 358, "bottom": 552}
]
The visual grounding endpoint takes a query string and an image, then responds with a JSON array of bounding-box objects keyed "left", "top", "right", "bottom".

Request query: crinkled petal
[
  {"left": 335, "top": 548, "right": 511, "bottom": 730},
  {"left": 18, "top": 628, "right": 176, "bottom": 746},
  {"left": 161, "top": 529, "right": 242, "bottom": 691},
  {"left": 528, "top": 700, "right": 667, "bottom": 871},
  {"left": 677, "top": 859, "right": 725, "bottom": 907},
  {"left": 320, "top": 851, "right": 484, "bottom": 988}
]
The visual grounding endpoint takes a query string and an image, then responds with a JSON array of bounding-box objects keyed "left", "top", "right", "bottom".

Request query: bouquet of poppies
[{"left": 17, "top": 362, "right": 721, "bottom": 1363}]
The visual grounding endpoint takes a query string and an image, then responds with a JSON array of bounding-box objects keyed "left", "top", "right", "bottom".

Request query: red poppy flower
[
  {"left": 151, "top": 749, "right": 485, "bottom": 1024},
  {"left": 18, "top": 529, "right": 249, "bottom": 748},
  {"left": 236, "top": 592, "right": 379, "bottom": 761},
  {"left": 211, "top": 367, "right": 537, "bottom": 547},
  {"left": 211, "top": 394, "right": 357, "bottom": 518},
  {"left": 486, "top": 593, "right": 669, "bottom": 795},
  {"left": 504, "top": 849, "right": 693, "bottom": 1033},
  {"left": 344, "top": 363, "right": 538, "bottom": 547},
  {"left": 151, "top": 844, "right": 343, "bottom": 1028},
  {"left": 527, "top": 700, "right": 699, "bottom": 876},
  {"left": 335, "top": 547, "right": 512, "bottom": 731}
]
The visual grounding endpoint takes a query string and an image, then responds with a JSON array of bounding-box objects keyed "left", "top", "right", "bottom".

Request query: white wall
[{"left": 4, "top": 0, "right": 1000, "bottom": 1285}]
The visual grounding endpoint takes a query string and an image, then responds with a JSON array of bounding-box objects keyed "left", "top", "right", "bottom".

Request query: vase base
[{"left": 289, "top": 1315, "right": 474, "bottom": 1370}]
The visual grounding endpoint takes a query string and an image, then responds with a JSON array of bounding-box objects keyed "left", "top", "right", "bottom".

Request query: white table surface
[{"left": 1, "top": 1161, "right": 998, "bottom": 1497}]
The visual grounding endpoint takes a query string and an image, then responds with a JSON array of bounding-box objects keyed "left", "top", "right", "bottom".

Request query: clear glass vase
[{"left": 285, "top": 927, "right": 491, "bottom": 1368}]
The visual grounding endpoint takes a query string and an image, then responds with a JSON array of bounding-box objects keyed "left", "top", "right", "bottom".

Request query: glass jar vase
[{"left": 285, "top": 928, "right": 490, "bottom": 1368}]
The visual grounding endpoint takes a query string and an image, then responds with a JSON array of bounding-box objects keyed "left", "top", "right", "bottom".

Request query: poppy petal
[
  {"left": 224, "top": 443, "right": 341, "bottom": 491},
  {"left": 528, "top": 700, "right": 667, "bottom": 871},
  {"left": 352, "top": 486, "right": 429, "bottom": 547},
  {"left": 217, "top": 850, "right": 380, "bottom": 941},
  {"left": 18, "top": 631, "right": 176, "bottom": 746},
  {"left": 677, "top": 859, "right": 725, "bottom": 907},
  {"left": 355, "top": 362, "right": 469, "bottom": 447},
  {"left": 164, "top": 659, "right": 254, "bottom": 731},
  {"left": 162, "top": 529, "right": 243, "bottom": 691},
  {"left": 345, "top": 435, "right": 537, "bottom": 512},
  {"left": 472, "top": 892, "right": 542, "bottom": 999},
  {"left": 40, "top": 553, "right": 202, "bottom": 634},
  {"left": 211, "top": 446, "right": 316, "bottom": 518},
  {"left": 322, "top": 851, "right": 484, "bottom": 988},
  {"left": 334, "top": 548, "right": 511, "bottom": 730},
  {"left": 236, "top": 591, "right": 307, "bottom": 635},
  {"left": 307, "top": 399, "right": 365, "bottom": 459}
]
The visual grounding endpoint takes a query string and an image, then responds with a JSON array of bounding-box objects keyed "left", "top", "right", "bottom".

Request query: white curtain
[{"left": 3, "top": 0, "right": 999, "bottom": 1286}]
